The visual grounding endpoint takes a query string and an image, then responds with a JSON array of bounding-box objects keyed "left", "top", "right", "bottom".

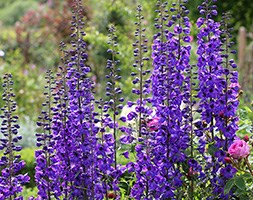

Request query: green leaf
[
  {"left": 235, "top": 176, "right": 246, "bottom": 191},
  {"left": 224, "top": 178, "right": 234, "bottom": 195},
  {"left": 182, "top": 161, "right": 189, "bottom": 173},
  {"left": 239, "top": 124, "right": 250, "bottom": 130},
  {"left": 238, "top": 194, "right": 248, "bottom": 200},
  {"left": 207, "top": 142, "right": 218, "bottom": 156},
  {"left": 242, "top": 173, "right": 252, "bottom": 179},
  {"left": 119, "top": 187, "right": 126, "bottom": 199},
  {"left": 244, "top": 106, "right": 252, "bottom": 113}
]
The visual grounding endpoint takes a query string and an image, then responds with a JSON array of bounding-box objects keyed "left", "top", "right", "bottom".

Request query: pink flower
[
  {"left": 147, "top": 117, "right": 160, "bottom": 131},
  {"left": 228, "top": 140, "right": 250, "bottom": 159}
]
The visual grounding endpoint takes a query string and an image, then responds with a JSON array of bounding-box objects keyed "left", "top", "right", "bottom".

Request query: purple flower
[
  {"left": 35, "top": 70, "right": 62, "bottom": 199},
  {"left": 196, "top": 3, "right": 239, "bottom": 198},
  {"left": 0, "top": 74, "right": 29, "bottom": 199}
]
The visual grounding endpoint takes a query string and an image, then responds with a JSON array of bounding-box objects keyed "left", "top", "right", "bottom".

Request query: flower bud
[
  {"left": 107, "top": 192, "right": 117, "bottom": 199},
  {"left": 187, "top": 167, "right": 197, "bottom": 177},
  {"left": 243, "top": 135, "right": 249, "bottom": 142},
  {"left": 218, "top": 111, "right": 224, "bottom": 118},
  {"left": 224, "top": 157, "right": 232, "bottom": 164}
]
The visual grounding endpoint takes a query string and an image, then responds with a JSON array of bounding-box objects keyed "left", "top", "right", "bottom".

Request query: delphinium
[
  {"left": 150, "top": 0, "right": 191, "bottom": 198},
  {"left": 0, "top": 73, "right": 29, "bottom": 200},
  {"left": 184, "top": 63, "right": 204, "bottom": 200},
  {"left": 151, "top": 0, "right": 169, "bottom": 108},
  {"left": 131, "top": 5, "right": 151, "bottom": 137},
  {"left": 105, "top": 25, "right": 123, "bottom": 170},
  {"left": 171, "top": 2, "right": 204, "bottom": 199},
  {"left": 196, "top": 0, "right": 238, "bottom": 198},
  {"left": 128, "top": 5, "right": 159, "bottom": 200},
  {"left": 102, "top": 24, "right": 125, "bottom": 198},
  {"left": 150, "top": 1, "right": 174, "bottom": 196},
  {"left": 61, "top": 0, "right": 100, "bottom": 198},
  {"left": 35, "top": 70, "right": 61, "bottom": 199},
  {"left": 94, "top": 98, "right": 117, "bottom": 199},
  {"left": 213, "top": 12, "right": 239, "bottom": 197},
  {"left": 51, "top": 42, "right": 72, "bottom": 199}
]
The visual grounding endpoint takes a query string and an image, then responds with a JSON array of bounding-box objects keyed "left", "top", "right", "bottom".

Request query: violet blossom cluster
[
  {"left": 35, "top": 70, "right": 61, "bottom": 199},
  {"left": 105, "top": 25, "right": 123, "bottom": 170},
  {"left": 61, "top": 2, "right": 99, "bottom": 198},
  {"left": 43, "top": 1, "right": 101, "bottom": 199},
  {"left": 0, "top": 74, "right": 29, "bottom": 200},
  {"left": 149, "top": 0, "right": 192, "bottom": 198},
  {"left": 93, "top": 25, "right": 126, "bottom": 198},
  {"left": 129, "top": 5, "right": 157, "bottom": 199},
  {"left": 196, "top": 0, "right": 238, "bottom": 198},
  {"left": 51, "top": 41, "right": 73, "bottom": 199},
  {"left": 214, "top": 12, "right": 239, "bottom": 197}
]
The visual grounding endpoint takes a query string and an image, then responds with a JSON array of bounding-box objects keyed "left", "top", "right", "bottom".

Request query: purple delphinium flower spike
[
  {"left": 35, "top": 70, "right": 61, "bottom": 199},
  {"left": 61, "top": 1, "right": 100, "bottom": 199},
  {"left": 51, "top": 41, "right": 73, "bottom": 199},
  {"left": 105, "top": 25, "right": 124, "bottom": 170},
  {"left": 130, "top": 5, "right": 157, "bottom": 200},
  {"left": 211, "top": 12, "right": 239, "bottom": 198},
  {"left": 196, "top": 1, "right": 238, "bottom": 199},
  {"left": 131, "top": 5, "right": 151, "bottom": 137},
  {"left": 99, "top": 25, "right": 127, "bottom": 198},
  {"left": 94, "top": 98, "right": 118, "bottom": 198},
  {"left": 196, "top": 0, "right": 224, "bottom": 197},
  {"left": 0, "top": 73, "right": 29, "bottom": 199},
  {"left": 46, "top": 1, "right": 100, "bottom": 199},
  {"left": 150, "top": 0, "right": 192, "bottom": 198}
]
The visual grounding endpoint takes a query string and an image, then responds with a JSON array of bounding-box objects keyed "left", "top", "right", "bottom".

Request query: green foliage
[
  {"left": 119, "top": 171, "right": 136, "bottom": 199},
  {"left": 0, "top": 0, "right": 38, "bottom": 26},
  {"left": 224, "top": 173, "right": 253, "bottom": 198},
  {"left": 20, "top": 187, "right": 38, "bottom": 199},
  {"left": 19, "top": 148, "right": 37, "bottom": 188},
  {"left": 224, "top": 178, "right": 234, "bottom": 195},
  {"left": 234, "top": 176, "right": 246, "bottom": 191},
  {"left": 207, "top": 142, "right": 219, "bottom": 157},
  {"left": 237, "top": 105, "right": 253, "bottom": 137},
  {"left": 187, "top": 0, "right": 253, "bottom": 33},
  {"left": 18, "top": 116, "right": 37, "bottom": 148},
  {"left": 118, "top": 149, "right": 136, "bottom": 165}
]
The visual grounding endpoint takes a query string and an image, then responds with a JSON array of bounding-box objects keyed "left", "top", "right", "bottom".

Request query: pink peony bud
[
  {"left": 107, "top": 192, "right": 116, "bottom": 199},
  {"left": 228, "top": 139, "right": 250, "bottom": 159},
  {"left": 243, "top": 135, "right": 249, "bottom": 142},
  {"left": 224, "top": 157, "right": 232, "bottom": 163}
]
